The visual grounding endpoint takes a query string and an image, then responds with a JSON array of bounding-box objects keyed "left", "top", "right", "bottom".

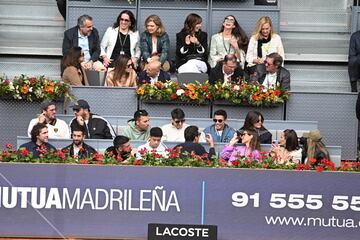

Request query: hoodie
[{"left": 123, "top": 120, "right": 150, "bottom": 140}]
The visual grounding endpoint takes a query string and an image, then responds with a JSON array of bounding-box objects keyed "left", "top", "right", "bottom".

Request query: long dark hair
[
  {"left": 62, "top": 46, "right": 82, "bottom": 69},
  {"left": 283, "top": 129, "right": 300, "bottom": 152},
  {"left": 181, "top": 13, "right": 202, "bottom": 36},
  {"left": 242, "top": 111, "right": 264, "bottom": 130},
  {"left": 220, "top": 15, "right": 249, "bottom": 52},
  {"left": 113, "top": 10, "right": 137, "bottom": 32},
  {"left": 243, "top": 128, "right": 260, "bottom": 150},
  {"left": 111, "top": 55, "right": 131, "bottom": 85}
]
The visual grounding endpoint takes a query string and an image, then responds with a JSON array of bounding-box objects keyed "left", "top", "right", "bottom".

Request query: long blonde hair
[
  {"left": 252, "top": 16, "right": 274, "bottom": 40},
  {"left": 144, "top": 15, "right": 165, "bottom": 37}
]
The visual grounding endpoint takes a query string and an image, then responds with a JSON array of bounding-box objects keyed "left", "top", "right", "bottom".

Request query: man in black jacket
[
  {"left": 62, "top": 125, "right": 97, "bottom": 158},
  {"left": 209, "top": 54, "right": 245, "bottom": 84},
  {"left": 349, "top": 30, "right": 360, "bottom": 92},
  {"left": 250, "top": 52, "right": 290, "bottom": 91},
  {"left": 174, "top": 125, "right": 216, "bottom": 159},
  {"left": 137, "top": 60, "right": 170, "bottom": 85},
  {"left": 69, "top": 99, "right": 116, "bottom": 139},
  {"left": 62, "top": 15, "right": 100, "bottom": 70}
]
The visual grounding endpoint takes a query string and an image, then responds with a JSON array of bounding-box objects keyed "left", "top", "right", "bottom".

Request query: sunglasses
[
  {"left": 224, "top": 17, "right": 235, "bottom": 23},
  {"left": 120, "top": 18, "right": 130, "bottom": 23},
  {"left": 213, "top": 119, "right": 224, "bottom": 123},
  {"left": 73, "top": 109, "right": 80, "bottom": 113},
  {"left": 174, "top": 119, "right": 185, "bottom": 124},
  {"left": 239, "top": 132, "right": 250, "bottom": 137}
]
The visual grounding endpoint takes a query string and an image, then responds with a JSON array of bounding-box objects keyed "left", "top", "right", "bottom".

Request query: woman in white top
[
  {"left": 270, "top": 129, "right": 302, "bottom": 164},
  {"left": 209, "top": 15, "right": 248, "bottom": 69},
  {"left": 246, "top": 16, "right": 284, "bottom": 74},
  {"left": 100, "top": 10, "right": 140, "bottom": 68}
]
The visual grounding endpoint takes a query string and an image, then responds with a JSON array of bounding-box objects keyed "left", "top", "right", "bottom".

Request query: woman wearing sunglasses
[
  {"left": 221, "top": 129, "right": 261, "bottom": 164},
  {"left": 105, "top": 55, "right": 137, "bottom": 87},
  {"left": 208, "top": 15, "right": 248, "bottom": 70},
  {"left": 270, "top": 129, "right": 302, "bottom": 164},
  {"left": 241, "top": 111, "right": 272, "bottom": 144},
  {"left": 100, "top": 10, "right": 140, "bottom": 68}
]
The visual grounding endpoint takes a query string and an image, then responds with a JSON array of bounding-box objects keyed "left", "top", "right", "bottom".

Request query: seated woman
[
  {"left": 241, "top": 111, "right": 272, "bottom": 144},
  {"left": 140, "top": 15, "right": 170, "bottom": 72},
  {"left": 100, "top": 10, "right": 140, "bottom": 68},
  {"left": 209, "top": 15, "right": 248, "bottom": 69},
  {"left": 62, "top": 46, "right": 89, "bottom": 86},
  {"left": 246, "top": 16, "right": 284, "bottom": 74},
  {"left": 221, "top": 129, "right": 261, "bottom": 164},
  {"left": 270, "top": 129, "right": 302, "bottom": 164},
  {"left": 105, "top": 55, "right": 137, "bottom": 87},
  {"left": 176, "top": 13, "right": 208, "bottom": 73},
  {"left": 301, "top": 129, "right": 331, "bottom": 165}
]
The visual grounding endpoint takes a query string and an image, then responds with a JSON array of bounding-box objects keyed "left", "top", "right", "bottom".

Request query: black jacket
[
  {"left": 70, "top": 113, "right": 116, "bottom": 139},
  {"left": 209, "top": 61, "right": 245, "bottom": 84},
  {"left": 62, "top": 142, "right": 97, "bottom": 158},
  {"left": 175, "top": 30, "right": 208, "bottom": 68},
  {"left": 349, "top": 30, "right": 360, "bottom": 80},
  {"left": 174, "top": 141, "right": 216, "bottom": 160},
  {"left": 251, "top": 65, "right": 291, "bottom": 91},
  {"left": 62, "top": 26, "right": 101, "bottom": 62}
]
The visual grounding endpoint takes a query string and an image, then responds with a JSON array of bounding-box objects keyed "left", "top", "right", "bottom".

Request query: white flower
[
  {"left": 9, "top": 82, "right": 14, "bottom": 91},
  {"left": 176, "top": 89, "right": 184, "bottom": 96},
  {"left": 29, "top": 87, "right": 33, "bottom": 93},
  {"left": 233, "top": 85, "right": 240, "bottom": 91}
]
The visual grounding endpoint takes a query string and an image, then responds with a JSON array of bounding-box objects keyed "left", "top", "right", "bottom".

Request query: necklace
[
  {"left": 222, "top": 33, "right": 232, "bottom": 54},
  {"left": 118, "top": 30, "right": 129, "bottom": 55}
]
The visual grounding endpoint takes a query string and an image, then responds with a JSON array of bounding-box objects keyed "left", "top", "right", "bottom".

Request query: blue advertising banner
[{"left": 0, "top": 163, "right": 359, "bottom": 239}]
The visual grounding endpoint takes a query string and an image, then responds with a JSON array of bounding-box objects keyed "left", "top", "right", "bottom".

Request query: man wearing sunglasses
[
  {"left": 69, "top": 99, "right": 116, "bottom": 139},
  {"left": 250, "top": 52, "right": 290, "bottom": 90},
  {"left": 161, "top": 108, "right": 189, "bottom": 142},
  {"left": 204, "top": 109, "right": 236, "bottom": 143}
]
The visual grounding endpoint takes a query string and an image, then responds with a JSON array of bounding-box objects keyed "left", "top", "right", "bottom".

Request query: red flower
[
  {"left": 218, "top": 159, "right": 227, "bottom": 167},
  {"left": 201, "top": 85, "right": 207, "bottom": 91},
  {"left": 57, "top": 150, "right": 66, "bottom": 159},
  {"left": 94, "top": 153, "right": 103, "bottom": 161},
  {"left": 170, "top": 93, "right": 177, "bottom": 100},
  {"left": 138, "top": 148, "right": 148, "bottom": 155},
  {"left": 5, "top": 144, "right": 12, "bottom": 149},
  {"left": 78, "top": 147, "right": 85, "bottom": 152},
  {"left": 263, "top": 163, "right": 269, "bottom": 169},
  {"left": 133, "top": 159, "right": 143, "bottom": 165},
  {"left": 20, "top": 148, "right": 28, "bottom": 156},
  {"left": 0, "top": 156, "right": 2, "bottom": 161},
  {"left": 3, "top": 80, "right": 9, "bottom": 85},
  {"left": 142, "top": 80, "right": 146, "bottom": 83},
  {"left": 79, "top": 159, "right": 88, "bottom": 164},
  {"left": 175, "top": 86, "right": 181, "bottom": 90},
  {"left": 296, "top": 163, "right": 311, "bottom": 171},
  {"left": 274, "top": 90, "right": 281, "bottom": 96},
  {"left": 62, "top": 148, "right": 69, "bottom": 153},
  {"left": 117, "top": 155, "right": 123, "bottom": 162},
  {"left": 315, "top": 166, "right": 324, "bottom": 172},
  {"left": 248, "top": 152, "right": 253, "bottom": 159},
  {"left": 260, "top": 150, "right": 267, "bottom": 155},
  {"left": 308, "top": 158, "right": 317, "bottom": 163},
  {"left": 232, "top": 160, "right": 240, "bottom": 166}
]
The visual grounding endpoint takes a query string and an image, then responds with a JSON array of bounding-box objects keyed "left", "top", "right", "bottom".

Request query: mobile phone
[{"left": 272, "top": 140, "right": 278, "bottom": 144}]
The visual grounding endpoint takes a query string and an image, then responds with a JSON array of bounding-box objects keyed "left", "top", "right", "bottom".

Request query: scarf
[{"left": 257, "top": 36, "right": 271, "bottom": 58}]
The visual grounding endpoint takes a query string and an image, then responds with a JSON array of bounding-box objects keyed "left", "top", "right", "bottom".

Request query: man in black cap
[
  {"left": 27, "top": 101, "right": 70, "bottom": 139},
  {"left": 69, "top": 99, "right": 116, "bottom": 139}
]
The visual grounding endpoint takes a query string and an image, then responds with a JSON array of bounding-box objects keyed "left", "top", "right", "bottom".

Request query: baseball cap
[
  {"left": 303, "top": 129, "right": 322, "bottom": 142},
  {"left": 72, "top": 99, "right": 90, "bottom": 110}
]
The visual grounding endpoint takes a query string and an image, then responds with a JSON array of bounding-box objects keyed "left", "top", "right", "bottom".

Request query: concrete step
[
  {"left": 0, "top": 56, "right": 62, "bottom": 80},
  {"left": 285, "top": 63, "right": 350, "bottom": 92}
]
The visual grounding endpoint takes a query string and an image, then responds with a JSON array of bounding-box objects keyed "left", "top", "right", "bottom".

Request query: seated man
[
  {"left": 19, "top": 123, "right": 56, "bottom": 159},
  {"left": 174, "top": 125, "right": 215, "bottom": 159},
  {"left": 27, "top": 101, "right": 70, "bottom": 139},
  {"left": 123, "top": 109, "right": 151, "bottom": 140},
  {"left": 136, "top": 127, "right": 168, "bottom": 159},
  {"left": 209, "top": 54, "right": 245, "bottom": 84},
  {"left": 137, "top": 60, "right": 170, "bottom": 85},
  {"left": 105, "top": 135, "right": 136, "bottom": 161},
  {"left": 62, "top": 14, "right": 101, "bottom": 70},
  {"left": 62, "top": 125, "right": 97, "bottom": 158},
  {"left": 250, "top": 52, "right": 290, "bottom": 90},
  {"left": 204, "top": 109, "right": 236, "bottom": 143},
  {"left": 161, "top": 108, "right": 189, "bottom": 142},
  {"left": 69, "top": 99, "right": 116, "bottom": 139}
]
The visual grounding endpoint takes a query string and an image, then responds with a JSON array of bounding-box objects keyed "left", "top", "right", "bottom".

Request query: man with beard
[
  {"left": 105, "top": 135, "right": 137, "bottom": 162},
  {"left": 19, "top": 123, "right": 56, "bottom": 159},
  {"left": 62, "top": 125, "right": 97, "bottom": 158},
  {"left": 27, "top": 101, "right": 70, "bottom": 139}
]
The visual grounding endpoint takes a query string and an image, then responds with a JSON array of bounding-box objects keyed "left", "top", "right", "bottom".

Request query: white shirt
[
  {"left": 150, "top": 72, "right": 160, "bottom": 86},
  {"left": 136, "top": 141, "right": 168, "bottom": 159},
  {"left": 27, "top": 118, "right": 70, "bottom": 139},
  {"left": 161, "top": 123, "right": 189, "bottom": 142},
  {"left": 262, "top": 72, "right": 277, "bottom": 89},
  {"left": 222, "top": 66, "right": 234, "bottom": 85}
]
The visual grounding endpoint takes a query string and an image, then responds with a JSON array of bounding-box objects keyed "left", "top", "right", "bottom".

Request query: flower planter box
[{"left": 213, "top": 99, "right": 284, "bottom": 107}]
